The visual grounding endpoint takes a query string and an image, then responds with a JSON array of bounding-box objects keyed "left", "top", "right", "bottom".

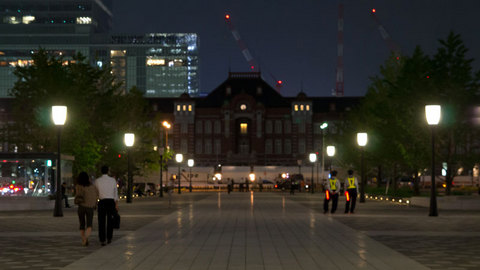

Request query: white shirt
[{"left": 94, "top": 174, "right": 119, "bottom": 201}]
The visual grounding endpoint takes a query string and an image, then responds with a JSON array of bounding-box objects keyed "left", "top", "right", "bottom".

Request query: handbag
[
  {"left": 112, "top": 211, "right": 121, "bottom": 229},
  {"left": 74, "top": 194, "right": 84, "bottom": 205}
]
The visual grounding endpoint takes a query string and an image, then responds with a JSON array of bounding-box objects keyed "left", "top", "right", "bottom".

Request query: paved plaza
[{"left": 0, "top": 192, "right": 479, "bottom": 269}]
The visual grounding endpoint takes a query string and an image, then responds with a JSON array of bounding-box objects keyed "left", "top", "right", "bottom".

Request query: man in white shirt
[{"left": 95, "top": 165, "right": 119, "bottom": 246}]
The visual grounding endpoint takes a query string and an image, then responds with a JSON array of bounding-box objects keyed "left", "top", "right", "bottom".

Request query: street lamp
[
  {"left": 357, "top": 132, "right": 368, "bottom": 203},
  {"left": 320, "top": 122, "right": 328, "bottom": 189},
  {"left": 309, "top": 153, "right": 317, "bottom": 193},
  {"left": 188, "top": 159, "right": 194, "bottom": 192},
  {"left": 326, "top": 145, "right": 335, "bottom": 171},
  {"left": 249, "top": 172, "right": 256, "bottom": 182},
  {"left": 162, "top": 121, "right": 171, "bottom": 150},
  {"left": 176, "top": 153, "right": 183, "bottom": 194},
  {"left": 124, "top": 133, "right": 135, "bottom": 203},
  {"left": 426, "top": 105, "right": 441, "bottom": 217},
  {"left": 52, "top": 105, "right": 67, "bottom": 217}
]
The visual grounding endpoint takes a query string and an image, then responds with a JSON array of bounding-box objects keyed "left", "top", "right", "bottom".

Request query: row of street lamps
[{"left": 50, "top": 104, "right": 441, "bottom": 216}]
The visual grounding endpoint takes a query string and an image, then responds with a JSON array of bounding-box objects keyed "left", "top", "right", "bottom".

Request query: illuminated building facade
[
  {"left": 150, "top": 72, "right": 360, "bottom": 167},
  {"left": 92, "top": 33, "right": 199, "bottom": 97},
  {"left": 0, "top": 1, "right": 199, "bottom": 98}
]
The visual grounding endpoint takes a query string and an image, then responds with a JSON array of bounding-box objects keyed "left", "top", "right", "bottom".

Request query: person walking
[
  {"left": 75, "top": 172, "right": 99, "bottom": 246},
  {"left": 324, "top": 170, "right": 341, "bottom": 214},
  {"left": 344, "top": 169, "right": 359, "bottom": 214},
  {"left": 61, "top": 182, "right": 71, "bottom": 208},
  {"left": 167, "top": 175, "right": 175, "bottom": 207},
  {"left": 227, "top": 178, "right": 234, "bottom": 194},
  {"left": 95, "top": 166, "right": 119, "bottom": 246}
]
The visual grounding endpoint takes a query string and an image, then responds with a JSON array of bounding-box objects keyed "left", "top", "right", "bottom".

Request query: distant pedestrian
[
  {"left": 324, "top": 171, "right": 341, "bottom": 214},
  {"left": 168, "top": 175, "right": 175, "bottom": 207},
  {"left": 227, "top": 178, "right": 234, "bottom": 194},
  {"left": 95, "top": 166, "right": 119, "bottom": 246},
  {"left": 245, "top": 178, "right": 249, "bottom": 192},
  {"left": 290, "top": 180, "right": 295, "bottom": 195},
  {"left": 61, "top": 182, "right": 70, "bottom": 208},
  {"left": 75, "top": 172, "right": 99, "bottom": 246},
  {"left": 344, "top": 170, "right": 359, "bottom": 214}
]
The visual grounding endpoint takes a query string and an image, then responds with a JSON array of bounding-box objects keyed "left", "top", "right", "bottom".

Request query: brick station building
[{"left": 150, "top": 72, "right": 361, "bottom": 169}]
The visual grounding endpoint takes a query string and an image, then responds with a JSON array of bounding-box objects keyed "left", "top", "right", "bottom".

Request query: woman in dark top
[{"left": 75, "top": 172, "right": 99, "bottom": 246}]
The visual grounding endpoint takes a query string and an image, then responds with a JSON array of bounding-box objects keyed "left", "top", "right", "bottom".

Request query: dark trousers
[
  {"left": 63, "top": 194, "right": 70, "bottom": 207},
  {"left": 324, "top": 192, "right": 339, "bottom": 213},
  {"left": 98, "top": 199, "right": 115, "bottom": 242},
  {"left": 78, "top": 205, "right": 94, "bottom": 230},
  {"left": 345, "top": 189, "right": 358, "bottom": 213}
]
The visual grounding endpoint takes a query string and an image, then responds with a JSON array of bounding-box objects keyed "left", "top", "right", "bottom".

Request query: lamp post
[
  {"left": 162, "top": 121, "right": 171, "bottom": 150},
  {"left": 326, "top": 145, "right": 335, "bottom": 171},
  {"left": 176, "top": 153, "right": 183, "bottom": 194},
  {"left": 159, "top": 121, "right": 170, "bottom": 198},
  {"left": 309, "top": 153, "right": 317, "bottom": 193},
  {"left": 426, "top": 105, "right": 441, "bottom": 217},
  {"left": 297, "top": 159, "right": 302, "bottom": 175},
  {"left": 188, "top": 159, "right": 194, "bottom": 192},
  {"left": 125, "top": 133, "right": 135, "bottom": 203},
  {"left": 52, "top": 106, "right": 67, "bottom": 217},
  {"left": 320, "top": 122, "right": 328, "bottom": 184},
  {"left": 357, "top": 133, "right": 368, "bottom": 203},
  {"left": 158, "top": 147, "right": 164, "bottom": 197}
]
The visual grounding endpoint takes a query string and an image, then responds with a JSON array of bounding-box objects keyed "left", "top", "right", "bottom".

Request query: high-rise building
[
  {"left": 92, "top": 33, "right": 199, "bottom": 97},
  {"left": 0, "top": 0, "right": 199, "bottom": 98}
]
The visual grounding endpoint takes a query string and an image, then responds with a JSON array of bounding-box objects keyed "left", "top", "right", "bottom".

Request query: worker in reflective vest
[
  {"left": 344, "top": 169, "right": 359, "bottom": 214},
  {"left": 324, "top": 170, "right": 341, "bottom": 214}
]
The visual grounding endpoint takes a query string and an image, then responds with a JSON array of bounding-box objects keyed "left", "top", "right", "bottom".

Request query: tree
[
  {"left": 338, "top": 32, "right": 479, "bottom": 195},
  {"left": 9, "top": 49, "right": 155, "bottom": 177},
  {"left": 430, "top": 32, "right": 480, "bottom": 195}
]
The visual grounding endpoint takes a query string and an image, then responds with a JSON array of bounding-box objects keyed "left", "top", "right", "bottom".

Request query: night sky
[{"left": 113, "top": 0, "right": 480, "bottom": 97}]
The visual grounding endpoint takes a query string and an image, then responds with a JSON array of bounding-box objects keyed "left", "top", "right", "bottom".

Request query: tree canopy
[
  {"left": 9, "top": 49, "right": 157, "bottom": 177},
  {"left": 337, "top": 32, "right": 480, "bottom": 194}
]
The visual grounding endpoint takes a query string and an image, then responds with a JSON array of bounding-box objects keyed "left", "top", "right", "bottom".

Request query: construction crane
[
  {"left": 370, "top": 8, "right": 401, "bottom": 57},
  {"left": 224, "top": 14, "right": 283, "bottom": 92},
  {"left": 335, "top": 3, "right": 345, "bottom": 97}
]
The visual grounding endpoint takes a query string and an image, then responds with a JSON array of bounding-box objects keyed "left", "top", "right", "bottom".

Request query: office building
[{"left": 0, "top": 0, "right": 199, "bottom": 98}]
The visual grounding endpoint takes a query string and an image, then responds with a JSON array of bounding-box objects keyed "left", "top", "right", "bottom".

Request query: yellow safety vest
[
  {"left": 329, "top": 179, "right": 337, "bottom": 191},
  {"left": 347, "top": 177, "right": 356, "bottom": 189}
]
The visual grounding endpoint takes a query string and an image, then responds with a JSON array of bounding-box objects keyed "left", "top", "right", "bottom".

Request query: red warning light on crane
[
  {"left": 372, "top": 8, "right": 376, "bottom": 13},
  {"left": 277, "top": 80, "right": 283, "bottom": 85},
  {"left": 250, "top": 65, "right": 255, "bottom": 70},
  {"left": 225, "top": 14, "right": 230, "bottom": 20}
]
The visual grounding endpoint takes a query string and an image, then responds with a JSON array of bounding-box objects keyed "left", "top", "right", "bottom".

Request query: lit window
[
  {"left": 168, "top": 61, "right": 174, "bottom": 67},
  {"left": 240, "top": 123, "right": 248, "bottom": 134},
  {"left": 183, "top": 105, "right": 187, "bottom": 111},
  {"left": 9, "top": 59, "right": 33, "bottom": 67},
  {"left": 240, "top": 104, "right": 247, "bottom": 111},
  {"left": 5, "top": 16, "right": 19, "bottom": 24},
  {"left": 306, "top": 105, "right": 310, "bottom": 111},
  {"left": 22, "top": 15, "right": 35, "bottom": 24},
  {"left": 174, "top": 59, "right": 183, "bottom": 67},
  {"left": 188, "top": 105, "right": 192, "bottom": 111},
  {"left": 146, "top": 57, "right": 165, "bottom": 66},
  {"left": 300, "top": 105, "right": 304, "bottom": 111},
  {"left": 76, "top": 17, "right": 91, "bottom": 24},
  {"left": 177, "top": 105, "right": 181, "bottom": 111},
  {"left": 111, "top": 50, "right": 126, "bottom": 57},
  {"left": 294, "top": 105, "right": 298, "bottom": 111}
]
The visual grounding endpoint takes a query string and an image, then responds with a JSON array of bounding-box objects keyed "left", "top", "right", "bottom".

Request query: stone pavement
[
  {"left": 1, "top": 192, "right": 480, "bottom": 269},
  {"left": 289, "top": 193, "right": 480, "bottom": 270},
  {"left": 0, "top": 194, "right": 209, "bottom": 270}
]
